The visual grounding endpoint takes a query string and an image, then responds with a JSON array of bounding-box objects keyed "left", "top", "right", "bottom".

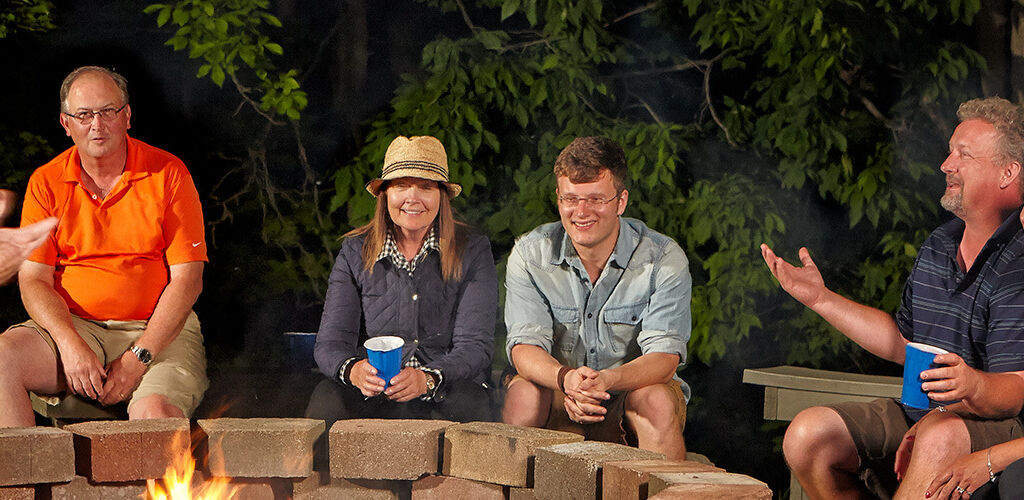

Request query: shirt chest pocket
[
  {"left": 603, "top": 304, "right": 644, "bottom": 355},
  {"left": 551, "top": 306, "right": 580, "bottom": 354}
]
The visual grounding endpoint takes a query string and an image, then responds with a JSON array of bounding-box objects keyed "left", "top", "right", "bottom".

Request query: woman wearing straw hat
[{"left": 305, "top": 136, "right": 497, "bottom": 436}]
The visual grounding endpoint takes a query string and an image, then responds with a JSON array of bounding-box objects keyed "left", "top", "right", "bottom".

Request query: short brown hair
[
  {"left": 60, "top": 66, "right": 129, "bottom": 113},
  {"left": 957, "top": 97, "right": 1024, "bottom": 166},
  {"left": 553, "top": 136, "right": 628, "bottom": 192}
]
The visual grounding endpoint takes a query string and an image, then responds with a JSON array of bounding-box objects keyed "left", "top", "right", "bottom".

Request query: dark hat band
[{"left": 381, "top": 160, "right": 449, "bottom": 181}]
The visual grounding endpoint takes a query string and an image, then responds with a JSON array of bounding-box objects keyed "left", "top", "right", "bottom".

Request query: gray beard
[{"left": 941, "top": 191, "right": 966, "bottom": 218}]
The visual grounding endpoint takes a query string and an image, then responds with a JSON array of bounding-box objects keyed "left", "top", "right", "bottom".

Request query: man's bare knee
[
  {"left": 0, "top": 327, "right": 61, "bottom": 392},
  {"left": 906, "top": 413, "right": 969, "bottom": 457},
  {"left": 502, "top": 377, "right": 550, "bottom": 427},
  {"left": 128, "top": 394, "right": 185, "bottom": 420},
  {"left": 784, "top": 406, "right": 859, "bottom": 473},
  {"left": 624, "top": 384, "right": 679, "bottom": 431}
]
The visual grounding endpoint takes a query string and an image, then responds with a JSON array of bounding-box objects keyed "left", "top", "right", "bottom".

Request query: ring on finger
[{"left": 956, "top": 486, "right": 965, "bottom": 494}]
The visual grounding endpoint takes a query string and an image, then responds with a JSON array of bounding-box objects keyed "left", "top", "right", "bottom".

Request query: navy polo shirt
[{"left": 895, "top": 208, "right": 1024, "bottom": 373}]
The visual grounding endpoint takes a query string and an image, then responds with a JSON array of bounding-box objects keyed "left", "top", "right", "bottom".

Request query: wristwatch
[
  {"left": 129, "top": 345, "right": 153, "bottom": 366},
  {"left": 424, "top": 371, "right": 437, "bottom": 393}
]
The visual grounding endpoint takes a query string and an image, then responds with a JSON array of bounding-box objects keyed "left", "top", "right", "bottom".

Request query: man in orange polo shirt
[{"left": 0, "top": 66, "right": 209, "bottom": 427}]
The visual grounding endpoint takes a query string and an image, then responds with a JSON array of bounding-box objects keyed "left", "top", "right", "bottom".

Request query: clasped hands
[
  {"left": 349, "top": 359, "right": 429, "bottom": 402},
  {"left": 562, "top": 366, "right": 618, "bottom": 424},
  {"left": 59, "top": 339, "right": 147, "bottom": 406}
]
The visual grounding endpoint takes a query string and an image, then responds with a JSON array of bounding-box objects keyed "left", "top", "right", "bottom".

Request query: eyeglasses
[
  {"left": 557, "top": 192, "right": 621, "bottom": 209},
  {"left": 63, "top": 104, "right": 128, "bottom": 125}
]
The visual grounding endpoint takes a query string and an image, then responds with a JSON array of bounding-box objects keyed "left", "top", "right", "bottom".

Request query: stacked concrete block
[
  {"left": 0, "top": 426, "right": 75, "bottom": 487},
  {"left": 411, "top": 474, "right": 505, "bottom": 500},
  {"left": 329, "top": 419, "right": 454, "bottom": 480},
  {"left": 48, "top": 476, "right": 147, "bottom": 500},
  {"left": 293, "top": 471, "right": 400, "bottom": 500},
  {"left": 189, "top": 472, "right": 289, "bottom": 500},
  {"left": 648, "top": 471, "right": 772, "bottom": 499},
  {"left": 509, "top": 487, "right": 537, "bottom": 500},
  {"left": 534, "top": 441, "right": 664, "bottom": 500},
  {"left": 442, "top": 422, "right": 584, "bottom": 487},
  {"left": 2, "top": 417, "right": 774, "bottom": 499},
  {"left": 602, "top": 458, "right": 723, "bottom": 499},
  {"left": 0, "top": 486, "right": 33, "bottom": 500},
  {"left": 198, "top": 417, "right": 324, "bottom": 478},
  {"left": 64, "top": 418, "right": 189, "bottom": 482}
]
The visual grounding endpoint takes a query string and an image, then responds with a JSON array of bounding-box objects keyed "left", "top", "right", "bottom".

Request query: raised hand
[{"left": 761, "top": 244, "right": 827, "bottom": 308}]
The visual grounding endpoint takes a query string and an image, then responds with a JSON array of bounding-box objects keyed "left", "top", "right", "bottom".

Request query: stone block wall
[{"left": 0, "top": 418, "right": 770, "bottom": 499}]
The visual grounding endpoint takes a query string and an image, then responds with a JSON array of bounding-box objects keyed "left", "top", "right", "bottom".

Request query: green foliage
[
  {"left": 0, "top": 0, "right": 54, "bottom": 38},
  {"left": 681, "top": 0, "right": 981, "bottom": 365},
  {"left": 148, "top": 0, "right": 986, "bottom": 371},
  {"left": 1, "top": 131, "right": 53, "bottom": 188},
  {"left": 325, "top": 0, "right": 983, "bottom": 369},
  {"left": 145, "top": 0, "right": 336, "bottom": 298},
  {"left": 144, "top": 0, "right": 306, "bottom": 121}
]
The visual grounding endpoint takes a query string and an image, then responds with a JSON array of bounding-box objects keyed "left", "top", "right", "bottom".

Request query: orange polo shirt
[{"left": 21, "top": 137, "right": 207, "bottom": 321}]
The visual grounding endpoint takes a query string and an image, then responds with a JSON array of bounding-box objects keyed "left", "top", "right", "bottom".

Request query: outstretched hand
[
  {"left": 0, "top": 217, "right": 57, "bottom": 284},
  {"left": 760, "top": 244, "right": 827, "bottom": 308}
]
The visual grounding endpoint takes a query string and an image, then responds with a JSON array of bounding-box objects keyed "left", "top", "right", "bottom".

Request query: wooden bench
[
  {"left": 743, "top": 365, "right": 901, "bottom": 500},
  {"left": 30, "top": 393, "right": 126, "bottom": 426}
]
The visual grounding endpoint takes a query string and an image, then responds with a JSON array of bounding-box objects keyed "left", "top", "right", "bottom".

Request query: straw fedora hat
[{"left": 365, "top": 136, "right": 462, "bottom": 197}]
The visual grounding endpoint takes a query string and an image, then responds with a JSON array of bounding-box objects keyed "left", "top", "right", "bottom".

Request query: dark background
[{"left": 2, "top": 1, "right": 1002, "bottom": 497}]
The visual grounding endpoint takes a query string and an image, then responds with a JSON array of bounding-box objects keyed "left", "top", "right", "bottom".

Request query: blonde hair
[
  {"left": 343, "top": 182, "right": 467, "bottom": 281},
  {"left": 957, "top": 97, "right": 1024, "bottom": 166}
]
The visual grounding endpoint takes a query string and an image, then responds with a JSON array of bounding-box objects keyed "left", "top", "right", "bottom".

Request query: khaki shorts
[
  {"left": 830, "top": 398, "right": 1024, "bottom": 498},
  {"left": 506, "top": 374, "right": 687, "bottom": 445},
  {"left": 8, "top": 311, "right": 209, "bottom": 416}
]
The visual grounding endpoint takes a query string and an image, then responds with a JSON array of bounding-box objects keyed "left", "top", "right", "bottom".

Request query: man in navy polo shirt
[{"left": 762, "top": 97, "right": 1024, "bottom": 499}]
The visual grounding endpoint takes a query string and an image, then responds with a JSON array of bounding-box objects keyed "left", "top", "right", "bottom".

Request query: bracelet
[
  {"left": 937, "top": 406, "right": 947, "bottom": 413},
  {"left": 556, "top": 366, "right": 571, "bottom": 392},
  {"left": 988, "top": 449, "right": 997, "bottom": 483}
]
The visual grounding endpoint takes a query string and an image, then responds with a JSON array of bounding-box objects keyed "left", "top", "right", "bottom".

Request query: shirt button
[
  {"left": 414, "top": 339, "right": 419, "bottom": 344},
  {"left": 91, "top": 194, "right": 97, "bottom": 200},
  {"left": 412, "top": 294, "right": 418, "bottom": 301},
  {"left": 587, "top": 313, "right": 593, "bottom": 319},
  {"left": 632, "top": 316, "right": 637, "bottom": 321},
  {"left": 590, "top": 348, "right": 596, "bottom": 354}
]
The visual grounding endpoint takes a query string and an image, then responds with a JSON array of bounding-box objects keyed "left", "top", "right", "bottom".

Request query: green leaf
[
  {"left": 210, "top": 64, "right": 225, "bottom": 87},
  {"left": 265, "top": 42, "right": 283, "bottom": 55},
  {"left": 501, "top": 0, "right": 520, "bottom": 21},
  {"left": 478, "top": 31, "right": 502, "bottom": 50},
  {"left": 156, "top": 8, "right": 171, "bottom": 27}
]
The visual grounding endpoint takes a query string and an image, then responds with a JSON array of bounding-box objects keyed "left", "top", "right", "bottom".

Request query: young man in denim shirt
[{"left": 501, "top": 136, "right": 691, "bottom": 459}]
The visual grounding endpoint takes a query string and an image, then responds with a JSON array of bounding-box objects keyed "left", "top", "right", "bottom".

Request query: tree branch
[
  {"left": 605, "top": 2, "right": 657, "bottom": 27},
  {"left": 230, "top": 73, "right": 283, "bottom": 125},
  {"left": 454, "top": 0, "right": 478, "bottom": 32},
  {"left": 701, "top": 53, "right": 737, "bottom": 147}
]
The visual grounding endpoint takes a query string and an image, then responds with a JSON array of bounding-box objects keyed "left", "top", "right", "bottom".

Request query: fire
[
  {"left": 145, "top": 453, "right": 238, "bottom": 500},
  {"left": 146, "top": 402, "right": 240, "bottom": 500}
]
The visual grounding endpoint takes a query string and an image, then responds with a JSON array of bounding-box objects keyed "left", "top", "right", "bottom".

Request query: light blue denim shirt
[{"left": 504, "top": 217, "right": 692, "bottom": 400}]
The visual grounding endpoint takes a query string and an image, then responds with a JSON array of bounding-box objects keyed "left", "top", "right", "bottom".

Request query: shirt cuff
[
  {"left": 419, "top": 366, "right": 444, "bottom": 401},
  {"left": 338, "top": 356, "right": 361, "bottom": 386}
]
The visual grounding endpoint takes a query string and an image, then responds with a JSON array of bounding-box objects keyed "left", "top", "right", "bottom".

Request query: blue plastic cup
[
  {"left": 901, "top": 342, "right": 950, "bottom": 409},
  {"left": 364, "top": 336, "right": 404, "bottom": 389}
]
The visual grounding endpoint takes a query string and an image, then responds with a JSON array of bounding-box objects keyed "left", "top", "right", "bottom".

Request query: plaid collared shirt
[{"left": 377, "top": 227, "right": 439, "bottom": 277}]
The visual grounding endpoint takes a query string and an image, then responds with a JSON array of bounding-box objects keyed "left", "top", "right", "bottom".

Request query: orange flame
[
  {"left": 145, "top": 453, "right": 238, "bottom": 500},
  {"left": 146, "top": 401, "right": 241, "bottom": 500}
]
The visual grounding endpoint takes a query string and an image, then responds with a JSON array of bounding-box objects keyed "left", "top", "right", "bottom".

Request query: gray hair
[{"left": 59, "top": 66, "right": 129, "bottom": 113}]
